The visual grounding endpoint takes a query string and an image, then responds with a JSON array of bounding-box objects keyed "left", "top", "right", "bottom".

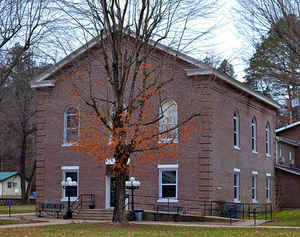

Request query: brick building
[
  {"left": 275, "top": 122, "right": 300, "bottom": 208},
  {"left": 31, "top": 37, "right": 280, "bottom": 210}
]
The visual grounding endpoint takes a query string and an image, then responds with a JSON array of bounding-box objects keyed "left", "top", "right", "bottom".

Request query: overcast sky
[{"left": 205, "top": 0, "right": 253, "bottom": 81}]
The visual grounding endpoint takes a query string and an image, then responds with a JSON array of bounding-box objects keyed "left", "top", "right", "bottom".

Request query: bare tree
[
  {"left": 0, "top": 0, "right": 57, "bottom": 101},
  {"left": 236, "top": 0, "right": 300, "bottom": 112},
  {"left": 54, "top": 0, "right": 218, "bottom": 223}
]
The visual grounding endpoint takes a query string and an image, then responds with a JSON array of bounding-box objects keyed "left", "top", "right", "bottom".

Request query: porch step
[{"left": 73, "top": 209, "right": 113, "bottom": 220}]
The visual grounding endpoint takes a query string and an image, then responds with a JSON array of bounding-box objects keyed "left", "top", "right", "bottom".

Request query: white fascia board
[
  {"left": 158, "top": 164, "right": 178, "bottom": 169},
  {"left": 33, "top": 37, "right": 100, "bottom": 85},
  {"left": 275, "top": 166, "right": 300, "bottom": 176},
  {"left": 276, "top": 136, "right": 299, "bottom": 147},
  {"left": 185, "top": 69, "right": 281, "bottom": 110},
  {"left": 276, "top": 121, "right": 300, "bottom": 133},
  {"left": 30, "top": 80, "right": 56, "bottom": 88}
]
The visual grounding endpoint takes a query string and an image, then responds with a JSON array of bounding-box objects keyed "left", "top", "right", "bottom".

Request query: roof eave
[
  {"left": 185, "top": 69, "right": 281, "bottom": 110},
  {"left": 276, "top": 121, "right": 300, "bottom": 133},
  {"left": 275, "top": 165, "right": 300, "bottom": 176}
]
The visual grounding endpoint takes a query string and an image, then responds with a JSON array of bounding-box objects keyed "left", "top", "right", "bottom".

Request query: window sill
[
  {"left": 266, "top": 154, "right": 271, "bottom": 158},
  {"left": 61, "top": 197, "right": 78, "bottom": 202},
  {"left": 252, "top": 151, "right": 258, "bottom": 154},
  {"left": 233, "top": 146, "right": 240, "bottom": 150},
  {"left": 233, "top": 199, "right": 240, "bottom": 203},
  {"left": 61, "top": 143, "right": 73, "bottom": 147},
  {"left": 157, "top": 199, "right": 178, "bottom": 203},
  {"left": 62, "top": 143, "right": 78, "bottom": 147},
  {"left": 252, "top": 199, "right": 258, "bottom": 204}
]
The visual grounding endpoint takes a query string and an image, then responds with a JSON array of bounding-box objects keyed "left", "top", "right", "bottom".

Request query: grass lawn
[
  {"left": 0, "top": 219, "right": 20, "bottom": 225},
  {"left": 0, "top": 205, "right": 35, "bottom": 215},
  {"left": 1, "top": 223, "right": 300, "bottom": 237},
  {"left": 265, "top": 209, "right": 300, "bottom": 226}
]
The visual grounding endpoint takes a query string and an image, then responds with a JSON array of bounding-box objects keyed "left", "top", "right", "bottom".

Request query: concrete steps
[{"left": 73, "top": 209, "right": 113, "bottom": 220}]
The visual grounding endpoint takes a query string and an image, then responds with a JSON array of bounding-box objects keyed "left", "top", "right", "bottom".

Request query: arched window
[
  {"left": 64, "top": 106, "right": 79, "bottom": 145},
  {"left": 266, "top": 122, "right": 271, "bottom": 156},
  {"left": 251, "top": 117, "right": 257, "bottom": 152},
  {"left": 233, "top": 111, "right": 240, "bottom": 148},
  {"left": 159, "top": 99, "right": 178, "bottom": 143}
]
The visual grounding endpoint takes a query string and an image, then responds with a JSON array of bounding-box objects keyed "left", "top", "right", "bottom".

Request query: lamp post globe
[
  {"left": 61, "top": 177, "right": 77, "bottom": 219},
  {"left": 125, "top": 177, "right": 141, "bottom": 221}
]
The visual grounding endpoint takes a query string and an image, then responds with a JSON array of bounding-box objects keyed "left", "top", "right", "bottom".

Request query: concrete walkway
[{"left": 0, "top": 213, "right": 299, "bottom": 229}]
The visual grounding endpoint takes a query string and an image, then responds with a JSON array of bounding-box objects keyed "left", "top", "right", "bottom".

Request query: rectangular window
[
  {"left": 252, "top": 172, "right": 257, "bottom": 202},
  {"left": 7, "top": 182, "right": 12, "bottom": 188},
  {"left": 289, "top": 151, "right": 292, "bottom": 161},
  {"left": 61, "top": 166, "right": 79, "bottom": 201},
  {"left": 234, "top": 170, "right": 240, "bottom": 202},
  {"left": 158, "top": 165, "right": 178, "bottom": 201},
  {"left": 233, "top": 114, "right": 239, "bottom": 147},
  {"left": 266, "top": 175, "right": 271, "bottom": 202}
]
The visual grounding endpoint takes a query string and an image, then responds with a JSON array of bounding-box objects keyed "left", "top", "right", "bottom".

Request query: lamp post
[
  {"left": 61, "top": 177, "right": 77, "bottom": 219},
  {"left": 125, "top": 177, "right": 141, "bottom": 221}
]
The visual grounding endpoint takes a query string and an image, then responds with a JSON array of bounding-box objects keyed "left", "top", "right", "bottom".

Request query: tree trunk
[
  {"left": 25, "top": 159, "right": 36, "bottom": 204},
  {"left": 20, "top": 134, "right": 27, "bottom": 203},
  {"left": 112, "top": 169, "right": 128, "bottom": 223}
]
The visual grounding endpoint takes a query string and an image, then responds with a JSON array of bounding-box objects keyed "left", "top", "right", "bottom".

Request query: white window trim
[
  {"left": 158, "top": 164, "right": 178, "bottom": 169},
  {"left": 252, "top": 172, "right": 258, "bottom": 203},
  {"left": 233, "top": 169, "right": 240, "bottom": 203},
  {"left": 266, "top": 123, "right": 271, "bottom": 157},
  {"left": 158, "top": 165, "right": 178, "bottom": 202},
  {"left": 63, "top": 106, "right": 80, "bottom": 146},
  {"left": 289, "top": 151, "right": 292, "bottom": 161},
  {"left": 233, "top": 112, "right": 240, "bottom": 149},
  {"left": 159, "top": 99, "right": 178, "bottom": 144},
  {"left": 251, "top": 117, "right": 257, "bottom": 153},
  {"left": 61, "top": 166, "right": 79, "bottom": 202},
  {"left": 266, "top": 173, "right": 271, "bottom": 203}
]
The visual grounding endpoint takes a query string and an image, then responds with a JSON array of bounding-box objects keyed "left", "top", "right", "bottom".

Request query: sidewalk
[{"left": 0, "top": 213, "right": 300, "bottom": 229}]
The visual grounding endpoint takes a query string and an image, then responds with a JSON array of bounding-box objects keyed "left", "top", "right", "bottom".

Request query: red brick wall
[
  {"left": 275, "top": 168, "right": 300, "bottom": 208},
  {"left": 210, "top": 79, "right": 276, "bottom": 204},
  {"left": 34, "top": 44, "right": 277, "bottom": 209}
]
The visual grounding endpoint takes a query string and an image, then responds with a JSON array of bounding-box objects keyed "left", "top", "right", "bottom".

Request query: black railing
[
  {"left": 130, "top": 193, "right": 273, "bottom": 222},
  {"left": 71, "top": 193, "right": 95, "bottom": 210}
]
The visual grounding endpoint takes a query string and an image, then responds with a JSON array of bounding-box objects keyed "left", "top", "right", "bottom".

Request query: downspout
[{"left": 275, "top": 137, "right": 279, "bottom": 165}]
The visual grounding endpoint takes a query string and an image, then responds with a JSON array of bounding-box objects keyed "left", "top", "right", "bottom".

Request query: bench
[
  {"left": 38, "top": 203, "right": 64, "bottom": 219},
  {"left": 153, "top": 204, "right": 186, "bottom": 221}
]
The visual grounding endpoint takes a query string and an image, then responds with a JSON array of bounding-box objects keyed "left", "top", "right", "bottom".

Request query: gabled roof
[
  {"left": 275, "top": 165, "right": 300, "bottom": 176},
  {"left": 185, "top": 69, "right": 280, "bottom": 109},
  {"left": 30, "top": 35, "right": 280, "bottom": 110},
  {"left": 276, "top": 121, "right": 300, "bottom": 133},
  {"left": 0, "top": 172, "right": 18, "bottom": 182},
  {"left": 276, "top": 136, "right": 300, "bottom": 147}
]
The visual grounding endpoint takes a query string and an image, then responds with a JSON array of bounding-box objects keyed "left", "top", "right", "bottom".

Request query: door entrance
[
  {"left": 110, "top": 177, "right": 117, "bottom": 207},
  {"left": 106, "top": 176, "right": 117, "bottom": 209},
  {"left": 105, "top": 176, "right": 129, "bottom": 209}
]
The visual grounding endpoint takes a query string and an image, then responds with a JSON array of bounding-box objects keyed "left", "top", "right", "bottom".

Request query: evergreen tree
[{"left": 217, "top": 59, "right": 236, "bottom": 79}]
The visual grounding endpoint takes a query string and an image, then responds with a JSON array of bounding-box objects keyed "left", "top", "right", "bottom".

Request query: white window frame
[
  {"left": 61, "top": 166, "right": 79, "bottom": 201},
  {"left": 251, "top": 117, "right": 257, "bottom": 153},
  {"left": 233, "top": 168, "right": 240, "bottom": 203},
  {"left": 289, "top": 151, "right": 292, "bottom": 162},
  {"left": 63, "top": 106, "right": 80, "bottom": 146},
  {"left": 159, "top": 99, "right": 178, "bottom": 144},
  {"left": 266, "top": 123, "right": 271, "bottom": 157},
  {"left": 157, "top": 164, "right": 178, "bottom": 202},
  {"left": 266, "top": 173, "right": 271, "bottom": 202},
  {"left": 233, "top": 111, "right": 240, "bottom": 149},
  {"left": 252, "top": 171, "right": 258, "bottom": 203}
]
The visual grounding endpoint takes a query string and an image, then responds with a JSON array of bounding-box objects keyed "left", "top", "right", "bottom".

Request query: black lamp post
[
  {"left": 125, "top": 177, "right": 141, "bottom": 221},
  {"left": 61, "top": 177, "right": 77, "bottom": 219}
]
